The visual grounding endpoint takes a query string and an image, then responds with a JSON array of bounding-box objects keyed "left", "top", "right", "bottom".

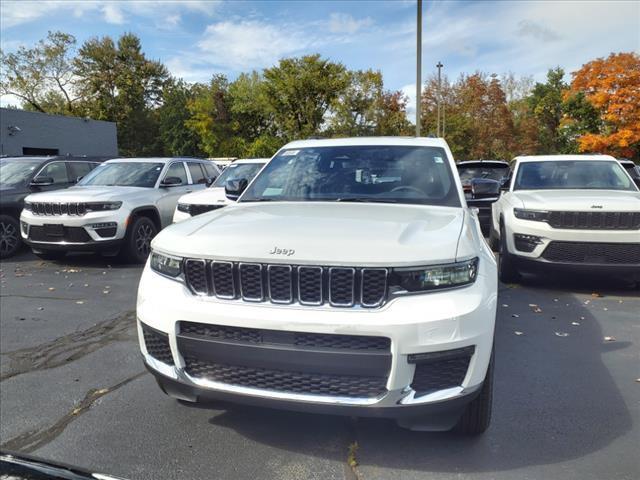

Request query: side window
[
  {"left": 188, "top": 163, "right": 207, "bottom": 184},
  {"left": 68, "top": 162, "right": 95, "bottom": 181},
  {"left": 203, "top": 163, "right": 218, "bottom": 180},
  {"left": 38, "top": 162, "right": 69, "bottom": 184},
  {"left": 164, "top": 162, "right": 188, "bottom": 185}
]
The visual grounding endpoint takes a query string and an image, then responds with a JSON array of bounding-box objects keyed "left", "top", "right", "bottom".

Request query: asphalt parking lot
[{"left": 0, "top": 250, "right": 638, "bottom": 480}]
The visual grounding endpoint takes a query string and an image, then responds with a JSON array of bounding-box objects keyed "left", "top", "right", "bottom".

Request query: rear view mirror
[
  {"left": 205, "top": 176, "right": 217, "bottom": 187},
  {"left": 75, "top": 176, "right": 84, "bottom": 184},
  {"left": 30, "top": 176, "right": 54, "bottom": 187},
  {"left": 225, "top": 178, "right": 248, "bottom": 200},
  {"left": 471, "top": 178, "right": 500, "bottom": 199},
  {"left": 161, "top": 176, "right": 183, "bottom": 187}
]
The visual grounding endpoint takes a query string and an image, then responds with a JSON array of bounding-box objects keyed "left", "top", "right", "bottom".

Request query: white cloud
[
  {"left": 102, "top": 4, "right": 125, "bottom": 25},
  {"left": 401, "top": 83, "right": 417, "bottom": 124},
  {"left": 197, "top": 20, "right": 309, "bottom": 70},
  {"left": 0, "top": 0, "right": 221, "bottom": 29},
  {"left": 328, "top": 13, "right": 373, "bottom": 34},
  {"left": 516, "top": 20, "right": 561, "bottom": 43}
]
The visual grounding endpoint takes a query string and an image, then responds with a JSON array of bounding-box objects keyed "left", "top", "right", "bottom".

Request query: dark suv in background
[
  {"left": 619, "top": 159, "right": 640, "bottom": 188},
  {"left": 0, "top": 156, "right": 107, "bottom": 258},
  {"left": 456, "top": 160, "right": 511, "bottom": 236}
]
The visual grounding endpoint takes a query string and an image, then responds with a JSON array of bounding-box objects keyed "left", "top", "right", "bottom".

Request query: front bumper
[
  {"left": 137, "top": 258, "right": 497, "bottom": 426},
  {"left": 504, "top": 212, "right": 640, "bottom": 270},
  {"left": 20, "top": 210, "right": 128, "bottom": 251}
]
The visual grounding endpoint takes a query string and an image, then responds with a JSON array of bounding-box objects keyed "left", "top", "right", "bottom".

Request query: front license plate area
[{"left": 44, "top": 224, "right": 64, "bottom": 237}]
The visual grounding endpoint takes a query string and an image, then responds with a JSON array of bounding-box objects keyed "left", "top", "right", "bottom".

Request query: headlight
[
  {"left": 177, "top": 203, "right": 191, "bottom": 213},
  {"left": 513, "top": 208, "right": 549, "bottom": 222},
  {"left": 23, "top": 201, "right": 32, "bottom": 211},
  {"left": 390, "top": 257, "right": 479, "bottom": 293},
  {"left": 85, "top": 201, "right": 122, "bottom": 212},
  {"left": 150, "top": 251, "right": 183, "bottom": 278}
]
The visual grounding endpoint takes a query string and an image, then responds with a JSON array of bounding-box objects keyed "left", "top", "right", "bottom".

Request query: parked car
[
  {"left": 138, "top": 137, "right": 498, "bottom": 434},
  {"left": 173, "top": 158, "right": 267, "bottom": 222},
  {"left": 20, "top": 157, "right": 218, "bottom": 263},
  {"left": 456, "top": 160, "right": 510, "bottom": 236},
  {"left": 0, "top": 155, "right": 106, "bottom": 258},
  {"left": 491, "top": 155, "right": 640, "bottom": 283},
  {"left": 618, "top": 159, "right": 640, "bottom": 188}
]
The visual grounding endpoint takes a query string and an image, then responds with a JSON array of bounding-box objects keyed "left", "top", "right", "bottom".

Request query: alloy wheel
[
  {"left": 0, "top": 221, "right": 19, "bottom": 256},
  {"left": 135, "top": 223, "right": 154, "bottom": 257}
]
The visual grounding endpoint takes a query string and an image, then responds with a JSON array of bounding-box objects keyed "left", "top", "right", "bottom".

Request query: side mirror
[
  {"left": 225, "top": 178, "right": 248, "bottom": 200},
  {"left": 205, "top": 176, "right": 217, "bottom": 187},
  {"left": 500, "top": 177, "right": 511, "bottom": 191},
  {"left": 471, "top": 178, "right": 500, "bottom": 199},
  {"left": 30, "top": 176, "right": 54, "bottom": 187},
  {"left": 75, "top": 176, "right": 84, "bottom": 184},
  {"left": 161, "top": 176, "right": 183, "bottom": 187}
]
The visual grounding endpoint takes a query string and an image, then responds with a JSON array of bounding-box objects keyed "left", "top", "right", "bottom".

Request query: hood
[
  {"left": 153, "top": 202, "right": 466, "bottom": 267},
  {"left": 513, "top": 189, "right": 640, "bottom": 212},
  {"left": 178, "top": 187, "right": 230, "bottom": 206},
  {"left": 24, "top": 186, "right": 151, "bottom": 203}
]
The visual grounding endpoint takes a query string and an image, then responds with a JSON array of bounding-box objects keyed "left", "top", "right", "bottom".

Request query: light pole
[
  {"left": 436, "top": 61, "right": 443, "bottom": 137},
  {"left": 416, "top": 0, "right": 422, "bottom": 137}
]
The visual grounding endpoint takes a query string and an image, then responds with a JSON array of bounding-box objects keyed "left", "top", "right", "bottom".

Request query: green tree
[
  {"left": 73, "top": 33, "right": 168, "bottom": 155},
  {"left": 0, "top": 31, "right": 78, "bottom": 114},
  {"left": 263, "top": 55, "right": 349, "bottom": 140},
  {"left": 527, "top": 67, "right": 569, "bottom": 153},
  {"left": 157, "top": 79, "right": 203, "bottom": 156},
  {"left": 228, "top": 71, "right": 273, "bottom": 142}
]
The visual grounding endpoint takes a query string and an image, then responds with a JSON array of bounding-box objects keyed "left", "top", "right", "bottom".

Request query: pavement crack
[
  {"left": 0, "top": 371, "right": 146, "bottom": 453},
  {"left": 0, "top": 311, "right": 136, "bottom": 381},
  {"left": 344, "top": 417, "right": 363, "bottom": 480}
]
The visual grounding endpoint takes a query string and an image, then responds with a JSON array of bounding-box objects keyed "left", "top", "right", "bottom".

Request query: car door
[
  {"left": 31, "top": 161, "right": 73, "bottom": 192},
  {"left": 186, "top": 162, "right": 210, "bottom": 191},
  {"left": 156, "top": 161, "right": 193, "bottom": 227}
]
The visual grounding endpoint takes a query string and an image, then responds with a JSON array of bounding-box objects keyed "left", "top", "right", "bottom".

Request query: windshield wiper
[
  {"left": 336, "top": 197, "right": 398, "bottom": 203},
  {"left": 241, "top": 198, "right": 276, "bottom": 202}
]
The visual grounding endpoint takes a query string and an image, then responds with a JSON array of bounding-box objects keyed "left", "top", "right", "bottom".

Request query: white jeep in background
[
  {"left": 138, "top": 137, "right": 498, "bottom": 433},
  {"left": 20, "top": 158, "right": 220, "bottom": 263},
  {"left": 173, "top": 158, "right": 267, "bottom": 222},
  {"left": 491, "top": 155, "right": 640, "bottom": 283}
]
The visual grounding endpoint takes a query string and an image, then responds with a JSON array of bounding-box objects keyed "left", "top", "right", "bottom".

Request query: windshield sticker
[
  {"left": 263, "top": 187, "right": 283, "bottom": 196},
  {"left": 282, "top": 150, "right": 299, "bottom": 156},
  {"left": 434, "top": 157, "right": 444, "bottom": 164}
]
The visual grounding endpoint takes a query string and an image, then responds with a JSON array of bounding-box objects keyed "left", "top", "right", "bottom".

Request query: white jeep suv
[
  {"left": 20, "top": 158, "right": 219, "bottom": 262},
  {"left": 491, "top": 155, "right": 640, "bottom": 283},
  {"left": 138, "top": 138, "right": 497, "bottom": 433},
  {"left": 173, "top": 158, "right": 267, "bottom": 222}
]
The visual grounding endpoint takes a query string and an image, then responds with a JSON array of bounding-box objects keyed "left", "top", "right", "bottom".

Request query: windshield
[
  {"left": 0, "top": 159, "right": 44, "bottom": 187},
  {"left": 457, "top": 165, "right": 509, "bottom": 184},
  {"left": 212, "top": 162, "right": 265, "bottom": 188},
  {"left": 240, "top": 146, "right": 461, "bottom": 207},
  {"left": 514, "top": 161, "right": 636, "bottom": 191},
  {"left": 77, "top": 162, "right": 164, "bottom": 187}
]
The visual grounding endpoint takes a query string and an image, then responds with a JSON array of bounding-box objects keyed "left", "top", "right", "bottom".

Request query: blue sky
[{"left": 2, "top": 0, "right": 639, "bottom": 118}]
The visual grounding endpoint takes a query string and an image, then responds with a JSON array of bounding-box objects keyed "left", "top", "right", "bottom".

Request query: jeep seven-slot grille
[
  {"left": 541, "top": 241, "right": 640, "bottom": 265},
  {"left": 184, "top": 260, "right": 388, "bottom": 308},
  {"left": 547, "top": 211, "right": 640, "bottom": 230},
  {"left": 31, "top": 202, "right": 87, "bottom": 216},
  {"left": 189, "top": 204, "right": 225, "bottom": 216}
]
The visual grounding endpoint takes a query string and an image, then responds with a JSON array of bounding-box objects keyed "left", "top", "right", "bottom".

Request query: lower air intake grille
[
  {"left": 409, "top": 346, "right": 474, "bottom": 396},
  {"left": 28, "top": 226, "right": 91, "bottom": 243},
  {"left": 541, "top": 241, "right": 640, "bottom": 265},
  {"left": 142, "top": 323, "right": 174, "bottom": 365},
  {"left": 183, "top": 358, "right": 387, "bottom": 398}
]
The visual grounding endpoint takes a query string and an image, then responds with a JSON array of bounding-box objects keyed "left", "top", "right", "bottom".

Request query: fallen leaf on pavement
[
  {"left": 48, "top": 287, "right": 55, "bottom": 291},
  {"left": 75, "top": 301, "right": 84, "bottom": 305},
  {"left": 555, "top": 332, "right": 569, "bottom": 337},
  {"left": 529, "top": 304, "right": 542, "bottom": 313},
  {"left": 591, "top": 292, "right": 603, "bottom": 298},
  {"left": 571, "top": 322, "right": 580, "bottom": 326},
  {"left": 512, "top": 314, "right": 519, "bottom": 318},
  {"left": 604, "top": 336, "right": 616, "bottom": 342},
  {"left": 514, "top": 331, "right": 524, "bottom": 336},
  {"left": 502, "top": 304, "right": 509, "bottom": 307}
]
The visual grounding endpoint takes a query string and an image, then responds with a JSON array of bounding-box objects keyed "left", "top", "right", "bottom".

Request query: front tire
[
  {"left": 454, "top": 348, "right": 494, "bottom": 435},
  {"left": 498, "top": 224, "right": 520, "bottom": 283},
  {"left": 121, "top": 216, "right": 157, "bottom": 264},
  {"left": 0, "top": 215, "right": 21, "bottom": 259},
  {"left": 488, "top": 222, "right": 499, "bottom": 251}
]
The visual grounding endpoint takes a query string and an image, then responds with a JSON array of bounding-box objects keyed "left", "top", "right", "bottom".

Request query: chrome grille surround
[{"left": 183, "top": 260, "right": 389, "bottom": 308}]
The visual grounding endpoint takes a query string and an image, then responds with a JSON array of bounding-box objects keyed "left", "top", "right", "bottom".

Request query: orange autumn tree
[{"left": 567, "top": 52, "right": 640, "bottom": 159}]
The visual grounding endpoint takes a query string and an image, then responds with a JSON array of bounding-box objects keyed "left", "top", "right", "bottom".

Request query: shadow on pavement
[{"left": 179, "top": 273, "right": 634, "bottom": 474}]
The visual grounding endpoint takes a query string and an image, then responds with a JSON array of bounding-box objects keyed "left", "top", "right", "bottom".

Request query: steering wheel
[{"left": 390, "top": 185, "right": 426, "bottom": 195}]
